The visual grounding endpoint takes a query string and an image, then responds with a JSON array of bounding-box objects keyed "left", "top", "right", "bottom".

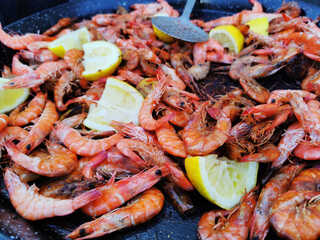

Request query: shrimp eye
[
  {"left": 9, "top": 82, "right": 14, "bottom": 85},
  {"left": 79, "top": 228, "right": 86, "bottom": 236},
  {"left": 155, "top": 169, "right": 162, "bottom": 175},
  {"left": 180, "top": 102, "right": 185, "bottom": 107},
  {"left": 89, "top": 182, "right": 96, "bottom": 188},
  {"left": 271, "top": 99, "right": 276, "bottom": 104},
  {"left": 26, "top": 144, "right": 31, "bottom": 150}
]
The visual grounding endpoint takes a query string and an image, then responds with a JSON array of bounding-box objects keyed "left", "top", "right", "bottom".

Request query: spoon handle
[{"left": 180, "top": 0, "right": 196, "bottom": 20}]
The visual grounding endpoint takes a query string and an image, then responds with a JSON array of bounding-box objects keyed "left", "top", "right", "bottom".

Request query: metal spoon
[{"left": 151, "top": 0, "right": 209, "bottom": 43}]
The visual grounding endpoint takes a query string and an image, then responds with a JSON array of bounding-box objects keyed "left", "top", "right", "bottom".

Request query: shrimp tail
[
  {"left": 81, "top": 151, "right": 109, "bottom": 179},
  {"left": 73, "top": 189, "right": 103, "bottom": 210},
  {"left": 165, "top": 163, "right": 194, "bottom": 191}
]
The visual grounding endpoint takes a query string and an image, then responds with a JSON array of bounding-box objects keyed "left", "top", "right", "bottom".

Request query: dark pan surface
[{"left": 0, "top": 0, "right": 320, "bottom": 239}]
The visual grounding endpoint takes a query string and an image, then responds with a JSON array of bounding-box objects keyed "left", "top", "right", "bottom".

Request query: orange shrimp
[
  {"left": 301, "top": 68, "right": 320, "bottom": 95},
  {"left": 67, "top": 188, "right": 164, "bottom": 239},
  {"left": 122, "top": 48, "right": 140, "bottom": 70},
  {"left": 3, "top": 60, "right": 69, "bottom": 89},
  {"left": 193, "top": 38, "right": 224, "bottom": 65},
  {"left": 267, "top": 89, "right": 317, "bottom": 105},
  {"left": 289, "top": 167, "right": 320, "bottom": 191},
  {"left": 155, "top": 122, "right": 187, "bottom": 158},
  {"left": 116, "top": 138, "right": 193, "bottom": 191},
  {"left": 250, "top": 164, "right": 304, "bottom": 240},
  {"left": 43, "top": 17, "right": 73, "bottom": 36},
  {"left": 241, "top": 103, "right": 279, "bottom": 122},
  {"left": 17, "top": 100, "right": 59, "bottom": 153},
  {"left": 270, "top": 190, "right": 320, "bottom": 240},
  {"left": 198, "top": 187, "right": 258, "bottom": 240},
  {"left": 138, "top": 75, "right": 174, "bottom": 131},
  {"left": 288, "top": 32, "right": 320, "bottom": 59},
  {"left": 3, "top": 168, "right": 101, "bottom": 221},
  {"left": 25, "top": 40, "right": 50, "bottom": 52},
  {"left": 8, "top": 91, "right": 47, "bottom": 126},
  {"left": 54, "top": 71, "right": 75, "bottom": 111},
  {"left": 11, "top": 53, "right": 34, "bottom": 76},
  {"left": 5, "top": 140, "right": 78, "bottom": 177},
  {"left": 240, "top": 142, "right": 280, "bottom": 163},
  {"left": 0, "top": 23, "right": 51, "bottom": 50},
  {"left": 158, "top": 64, "right": 186, "bottom": 90},
  {"left": 0, "top": 126, "right": 29, "bottom": 148},
  {"left": 18, "top": 49, "right": 59, "bottom": 62},
  {"left": 239, "top": 77, "right": 270, "bottom": 104},
  {"left": 52, "top": 121, "right": 123, "bottom": 156},
  {"left": 81, "top": 165, "right": 169, "bottom": 217},
  {"left": 11, "top": 163, "right": 40, "bottom": 182},
  {"left": 0, "top": 114, "right": 9, "bottom": 131},
  {"left": 272, "top": 121, "right": 305, "bottom": 169},
  {"left": 293, "top": 142, "right": 320, "bottom": 160},
  {"left": 181, "top": 102, "right": 231, "bottom": 156},
  {"left": 63, "top": 49, "right": 85, "bottom": 79}
]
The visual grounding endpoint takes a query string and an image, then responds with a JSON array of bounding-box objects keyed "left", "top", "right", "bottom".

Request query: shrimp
[
  {"left": 288, "top": 32, "right": 320, "bottom": 60},
  {"left": 11, "top": 163, "right": 40, "bottom": 182},
  {"left": 63, "top": 49, "right": 85, "bottom": 79},
  {"left": 43, "top": 17, "right": 73, "bottom": 36},
  {"left": 3, "top": 60, "right": 69, "bottom": 89},
  {"left": 181, "top": 102, "right": 231, "bottom": 156},
  {"left": 52, "top": 121, "right": 123, "bottom": 156},
  {"left": 289, "top": 167, "right": 320, "bottom": 191},
  {"left": 240, "top": 142, "right": 280, "bottom": 163},
  {"left": 275, "top": 1, "right": 301, "bottom": 18},
  {"left": 293, "top": 142, "right": 320, "bottom": 160},
  {"left": 198, "top": 187, "right": 258, "bottom": 240},
  {"left": 8, "top": 91, "right": 47, "bottom": 126},
  {"left": 0, "top": 114, "right": 9, "bottom": 131},
  {"left": 138, "top": 75, "right": 174, "bottom": 131},
  {"left": 116, "top": 139, "right": 193, "bottom": 191},
  {"left": 54, "top": 71, "right": 75, "bottom": 111},
  {"left": 270, "top": 190, "right": 320, "bottom": 240},
  {"left": 193, "top": 38, "right": 224, "bottom": 65},
  {"left": 267, "top": 89, "right": 317, "bottom": 105},
  {"left": 271, "top": 121, "right": 305, "bottom": 169},
  {"left": 155, "top": 122, "right": 187, "bottom": 158},
  {"left": 239, "top": 77, "right": 270, "bottom": 104},
  {"left": 158, "top": 64, "right": 186, "bottom": 90},
  {"left": 81, "top": 165, "right": 169, "bottom": 217},
  {"left": 250, "top": 164, "right": 304, "bottom": 240},
  {"left": 188, "top": 62, "right": 210, "bottom": 81},
  {"left": 67, "top": 188, "right": 164, "bottom": 239},
  {"left": 25, "top": 40, "right": 50, "bottom": 52},
  {"left": 3, "top": 168, "right": 101, "bottom": 221},
  {"left": 18, "top": 49, "right": 59, "bottom": 62},
  {"left": 17, "top": 100, "right": 59, "bottom": 153},
  {"left": 0, "top": 126, "right": 29, "bottom": 148},
  {"left": 0, "top": 23, "right": 51, "bottom": 50},
  {"left": 11, "top": 53, "right": 34, "bottom": 76},
  {"left": 122, "top": 48, "right": 140, "bottom": 70},
  {"left": 301, "top": 68, "right": 320, "bottom": 95}
]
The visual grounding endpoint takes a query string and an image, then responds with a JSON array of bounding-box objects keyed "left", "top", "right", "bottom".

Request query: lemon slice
[
  {"left": 48, "top": 27, "right": 91, "bottom": 58},
  {"left": 81, "top": 41, "right": 122, "bottom": 81},
  {"left": 152, "top": 13, "right": 176, "bottom": 43},
  {"left": 185, "top": 154, "right": 258, "bottom": 210},
  {"left": 246, "top": 17, "right": 269, "bottom": 36},
  {"left": 0, "top": 78, "right": 29, "bottom": 114},
  {"left": 137, "top": 78, "right": 158, "bottom": 97},
  {"left": 208, "top": 25, "right": 244, "bottom": 54},
  {"left": 83, "top": 78, "right": 144, "bottom": 131}
]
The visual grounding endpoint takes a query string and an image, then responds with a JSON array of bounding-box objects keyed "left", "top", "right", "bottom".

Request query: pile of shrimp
[{"left": 1, "top": 0, "right": 320, "bottom": 239}]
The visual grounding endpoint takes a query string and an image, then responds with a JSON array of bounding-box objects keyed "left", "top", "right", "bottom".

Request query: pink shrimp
[
  {"left": 52, "top": 121, "right": 123, "bottom": 156},
  {"left": 11, "top": 53, "right": 34, "bottom": 76},
  {"left": 155, "top": 122, "right": 187, "bottom": 158},
  {"left": 18, "top": 49, "right": 59, "bottom": 62},
  {"left": 63, "top": 49, "right": 85, "bottom": 78},
  {"left": 17, "top": 100, "right": 59, "bottom": 153},
  {"left": 54, "top": 71, "right": 75, "bottom": 111},
  {"left": 193, "top": 38, "right": 225, "bottom": 65},
  {"left": 67, "top": 188, "right": 164, "bottom": 239},
  {"left": 0, "top": 23, "right": 51, "bottom": 50},
  {"left": 267, "top": 89, "right": 317, "bottom": 105},
  {"left": 9, "top": 91, "right": 47, "bottom": 126},
  {"left": 43, "top": 17, "right": 73, "bottom": 36},
  {"left": 0, "top": 114, "right": 9, "bottom": 131},
  {"left": 116, "top": 138, "right": 193, "bottom": 191},
  {"left": 3, "top": 168, "right": 101, "bottom": 221},
  {"left": 3, "top": 60, "right": 69, "bottom": 89},
  {"left": 0, "top": 126, "right": 29, "bottom": 147},
  {"left": 25, "top": 40, "right": 50, "bottom": 52},
  {"left": 139, "top": 75, "right": 174, "bottom": 131},
  {"left": 181, "top": 102, "right": 231, "bottom": 156},
  {"left": 81, "top": 165, "right": 169, "bottom": 217},
  {"left": 158, "top": 64, "right": 186, "bottom": 90},
  {"left": 5, "top": 140, "right": 78, "bottom": 177},
  {"left": 288, "top": 32, "right": 320, "bottom": 60}
]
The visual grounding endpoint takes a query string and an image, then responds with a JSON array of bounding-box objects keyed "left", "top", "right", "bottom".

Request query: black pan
[{"left": 0, "top": 0, "right": 320, "bottom": 239}]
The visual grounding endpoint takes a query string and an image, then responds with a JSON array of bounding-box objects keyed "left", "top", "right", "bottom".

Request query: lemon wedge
[
  {"left": 83, "top": 78, "right": 144, "bottom": 131},
  {"left": 152, "top": 13, "right": 176, "bottom": 43},
  {"left": 246, "top": 17, "right": 269, "bottom": 36},
  {"left": 137, "top": 78, "right": 158, "bottom": 97},
  {"left": 208, "top": 25, "right": 244, "bottom": 54},
  {"left": 48, "top": 27, "right": 91, "bottom": 58},
  {"left": 0, "top": 78, "right": 29, "bottom": 114},
  {"left": 185, "top": 154, "right": 258, "bottom": 210},
  {"left": 81, "top": 41, "right": 122, "bottom": 81}
]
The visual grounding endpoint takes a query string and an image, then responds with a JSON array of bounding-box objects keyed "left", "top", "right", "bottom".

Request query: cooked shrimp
[
  {"left": 52, "top": 121, "right": 123, "bottom": 156},
  {"left": 159, "top": 64, "right": 186, "bottom": 90},
  {"left": 116, "top": 138, "right": 193, "bottom": 191},
  {"left": 193, "top": 38, "right": 224, "bottom": 65},
  {"left": 8, "top": 91, "right": 47, "bottom": 126},
  {"left": 270, "top": 190, "right": 320, "bottom": 240},
  {"left": 301, "top": 68, "right": 320, "bottom": 95},
  {"left": 0, "top": 114, "right": 9, "bottom": 131},
  {"left": 11, "top": 53, "right": 34, "bottom": 76},
  {"left": 267, "top": 89, "right": 317, "bottom": 105},
  {"left": 54, "top": 71, "right": 75, "bottom": 111},
  {"left": 43, "top": 17, "right": 73, "bottom": 36},
  {"left": 11, "top": 163, "right": 40, "bottom": 182},
  {"left": 250, "top": 164, "right": 304, "bottom": 240},
  {"left": 5, "top": 140, "right": 78, "bottom": 177},
  {"left": 18, "top": 100, "right": 59, "bottom": 153},
  {"left": 25, "top": 40, "right": 50, "bottom": 52},
  {"left": 241, "top": 142, "right": 280, "bottom": 163},
  {"left": 181, "top": 102, "right": 231, "bottom": 156},
  {"left": 239, "top": 77, "right": 270, "bottom": 103},
  {"left": 289, "top": 167, "right": 320, "bottom": 191},
  {"left": 139, "top": 75, "right": 174, "bottom": 131},
  {"left": 63, "top": 49, "right": 85, "bottom": 79},
  {"left": 3, "top": 168, "right": 101, "bottom": 221},
  {"left": 198, "top": 187, "right": 258, "bottom": 240},
  {"left": 81, "top": 165, "right": 169, "bottom": 217},
  {"left": 155, "top": 122, "right": 187, "bottom": 158},
  {"left": 0, "top": 23, "right": 51, "bottom": 50},
  {"left": 275, "top": 1, "right": 301, "bottom": 18},
  {"left": 19, "top": 49, "right": 59, "bottom": 62},
  {"left": 293, "top": 142, "right": 320, "bottom": 160},
  {"left": 67, "top": 188, "right": 164, "bottom": 239},
  {"left": 0, "top": 126, "right": 29, "bottom": 148}
]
